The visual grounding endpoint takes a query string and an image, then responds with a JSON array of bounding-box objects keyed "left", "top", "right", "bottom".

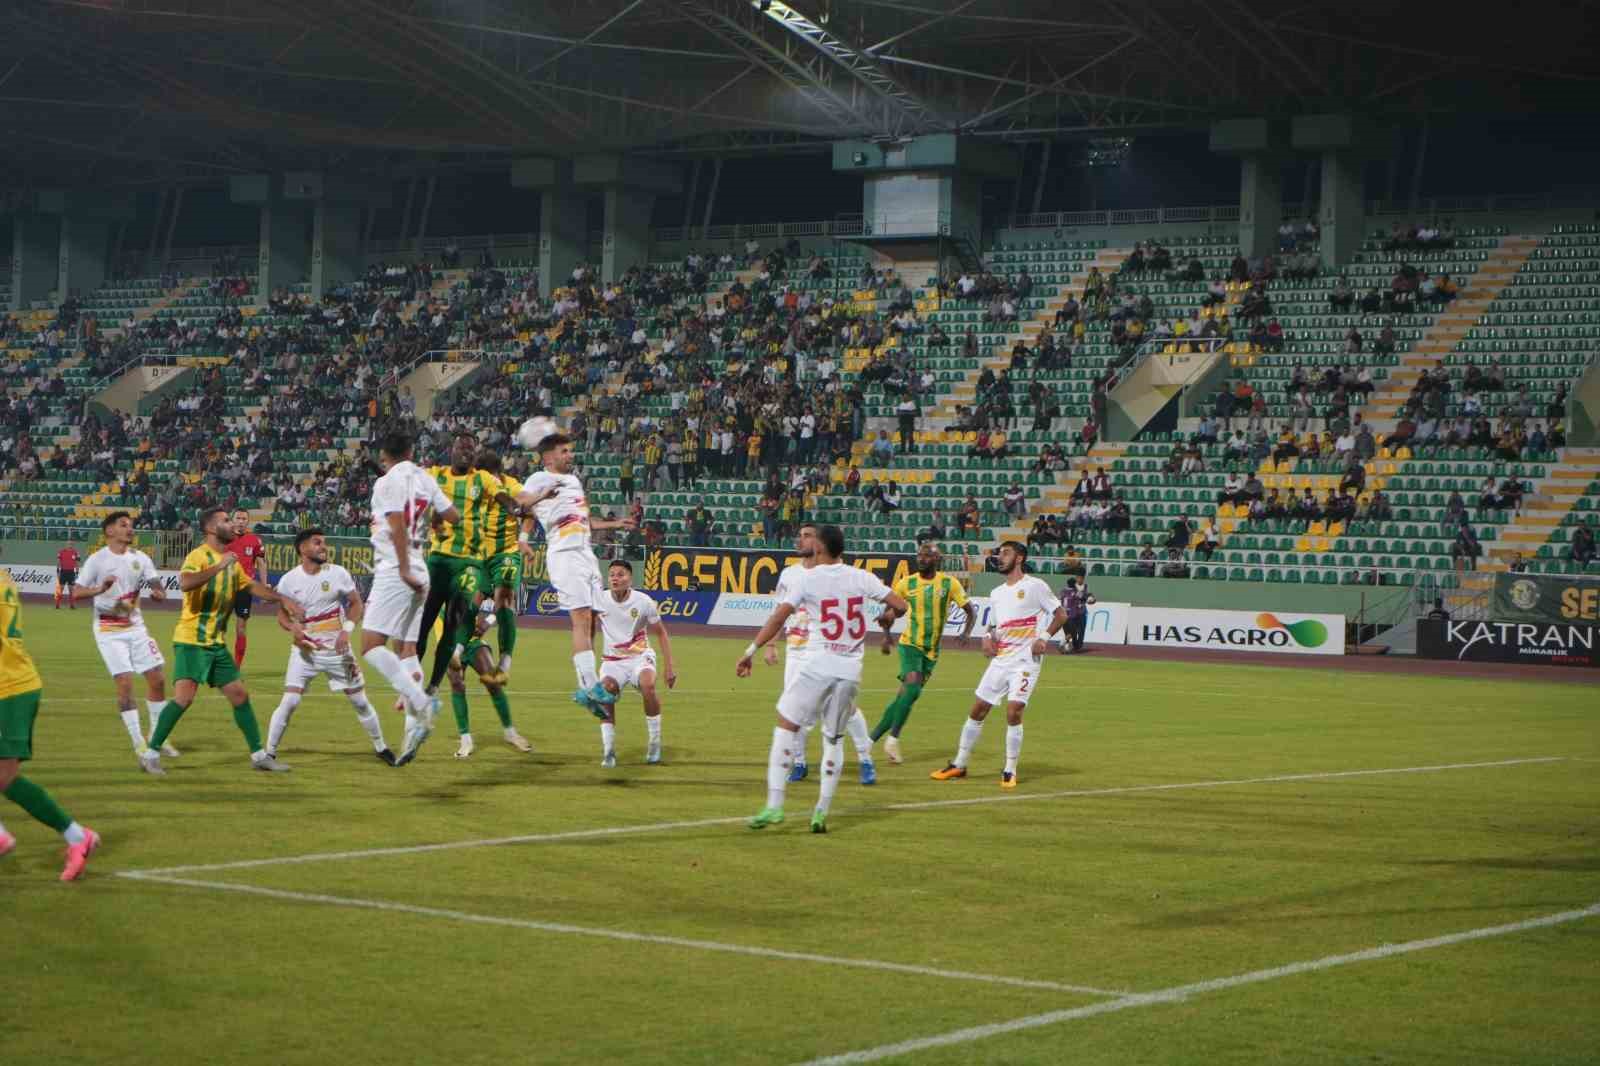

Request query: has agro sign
[
  {"left": 1127, "top": 607, "right": 1343, "bottom": 656},
  {"left": 643, "top": 547, "right": 916, "bottom": 595},
  {"left": 1417, "top": 618, "right": 1600, "bottom": 669}
]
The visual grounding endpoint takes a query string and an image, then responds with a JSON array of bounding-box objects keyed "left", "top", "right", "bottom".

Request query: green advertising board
[{"left": 1492, "top": 572, "right": 1600, "bottom": 626}]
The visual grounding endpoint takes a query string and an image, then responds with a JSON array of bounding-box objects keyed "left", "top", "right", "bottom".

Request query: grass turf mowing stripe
[
  {"left": 117, "top": 873, "right": 1129, "bottom": 998},
  {"left": 118, "top": 756, "right": 1566, "bottom": 877},
  {"left": 795, "top": 901, "right": 1600, "bottom": 1065}
]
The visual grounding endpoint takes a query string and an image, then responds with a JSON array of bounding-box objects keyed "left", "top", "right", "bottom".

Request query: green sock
[
  {"left": 871, "top": 696, "right": 905, "bottom": 742},
  {"left": 232, "top": 700, "right": 263, "bottom": 754},
  {"left": 148, "top": 701, "right": 189, "bottom": 749},
  {"left": 451, "top": 691, "right": 470, "bottom": 734},
  {"left": 489, "top": 688, "right": 513, "bottom": 729},
  {"left": 891, "top": 682, "right": 924, "bottom": 736},
  {"left": 3, "top": 775, "right": 72, "bottom": 833},
  {"left": 496, "top": 607, "right": 517, "bottom": 659}
]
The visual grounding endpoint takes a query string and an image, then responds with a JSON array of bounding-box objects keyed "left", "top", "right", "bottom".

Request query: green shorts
[
  {"left": 897, "top": 644, "right": 939, "bottom": 683},
  {"left": 174, "top": 642, "right": 240, "bottom": 689},
  {"left": 428, "top": 554, "right": 485, "bottom": 602},
  {"left": 484, "top": 551, "right": 524, "bottom": 592},
  {"left": 0, "top": 689, "right": 42, "bottom": 761}
]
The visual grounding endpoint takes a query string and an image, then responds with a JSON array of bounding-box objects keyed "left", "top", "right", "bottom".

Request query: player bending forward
[
  {"left": 446, "top": 599, "right": 534, "bottom": 758},
  {"left": 515, "top": 431, "right": 635, "bottom": 714},
  {"left": 359, "top": 431, "right": 461, "bottom": 766},
  {"left": 73, "top": 510, "right": 178, "bottom": 766},
  {"left": 594, "top": 560, "right": 677, "bottom": 767},
  {"left": 931, "top": 541, "right": 1065, "bottom": 790},
  {"left": 264, "top": 528, "right": 395, "bottom": 765},
  {"left": 767, "top": 524, "right": 878, "bottom": 786},
  {"left": 737, "top": 525, "right": 906, "bottom": 833}
]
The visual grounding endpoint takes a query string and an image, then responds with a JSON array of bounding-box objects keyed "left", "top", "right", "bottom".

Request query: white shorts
[
  {"left": 600, "top": 651, "right": 657, "bottom": 692},
  {"left": 94, "top": 626, "right": 165, "bottom": 677},
  {"left": 548, "top": 549, "right": 602, "bottom": 612},
  {"left": 285, "top": 648, "right": 366, "bottom": 694},
  {"left": 365, "top": 571, "right": 428, "bottom": 642},
  {"left": 777, "top": 669, "right": 859, "bottom": 738},
  {"left": 976, "top": 656, "right": 1042, "bottom": 708}
]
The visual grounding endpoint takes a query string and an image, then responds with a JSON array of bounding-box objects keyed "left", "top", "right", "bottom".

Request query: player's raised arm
[
  {"left": 143, "top": 567, "right": 167, "bottom": 601},
  {"left": 179, "top": 551, "right": 238, "bottom": 591},
  {"left": 252, "top": 575, "right": 304, "bottom": 621},
  {"left": 648, "top": 619, "right": 677, "bottom": 689},
  {"left": 736, "top": 602, "right": 796, "bottom": 677}
]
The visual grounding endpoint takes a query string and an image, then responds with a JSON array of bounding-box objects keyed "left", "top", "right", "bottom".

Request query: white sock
[
  {"left": 600, "top": 721, "right": 615, "bottom": 754},
  {"left": 146, "top": 699, "right": 167, "bottom": 736},
  {"left": 572, "top": 651, "right": 598, "bottom": 691},
  {"left": 846, "top": 708, "right": 873, "bottom": 761},
  {"left": 63, "top": 822, "right": 86, "bottom": 846},
  {"left": 815, "top": 736, "right": 845, "bottom": 816},
  {"left": 766, "top": 727, "right": 794, "bottom": 809},
  {"left": 954, "top": 718, "right": 985, "bottom": 769},
  {"left": 120, "top": 708, "right": 145, "bottom": 750},
  {"left": 364, "top": 646, "right": 429, "bottom": 711},
  {"left": 1004, "top": 723, "right": 1024, "bottom": 775},
  {"left": 399, "top": 655, "right": 424, "bottom": 692},
  {"left": 266, "top": 692, "right": 302, "bottom": 754},
  {"left": 349, "top": 694, "right": 387, "bottom": 751},
  {"left": 645, "top": 715, "right": 661, "bottom": 743},
  {"left": 793, "top": 720, "right": 814, "bottom": 764}
]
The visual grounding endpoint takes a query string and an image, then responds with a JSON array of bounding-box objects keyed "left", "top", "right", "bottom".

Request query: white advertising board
[{"left": 1126, "top": 606, "right": 1344, "bottom": 656}]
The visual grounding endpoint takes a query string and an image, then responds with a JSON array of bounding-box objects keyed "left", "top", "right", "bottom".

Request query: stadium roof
[{"left": 2, "top": 0, "right": 1597, "bottom": 188}]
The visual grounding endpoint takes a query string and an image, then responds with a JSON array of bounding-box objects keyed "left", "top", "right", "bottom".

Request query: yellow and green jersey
[
  {"left": 891, "top": 570, "right": 968, "bottom": 661},
  {"left": 426, "top": 466, "right": 501, "bottom": 559},
  {"left": 0, "top": 570, "right": 43, "bottom": 699},
  {"left": 481, "top": 472, "right": 525, "bottom": 558},
  {"left": 174, "top": 544, "right": 248, "bottom": 646}
]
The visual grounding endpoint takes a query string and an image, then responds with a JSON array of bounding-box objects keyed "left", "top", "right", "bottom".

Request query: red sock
[{"left": 233, "top": 633, "right": 247, "bottom": 666}]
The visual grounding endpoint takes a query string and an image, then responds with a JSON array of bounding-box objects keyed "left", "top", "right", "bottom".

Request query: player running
[
  {"left": 0, "top": 568, "right": 100, "bottom": 881},
  {"left": 264, "top": 528, "right": 394, "bottom": 765},
  {"left": 229, "top": 509, "right": 268, "bottom": 666},
  {"left": 444, "top": 598, "right": 534, "bottom": 759},
  {"left": 736, "top": 524, "right": 907, "bottom": 833},
  {"left": 139, "top": 508, "right": 304, "bottom": 776},
  {"left": 359, "top": 430, "right": 460, "bottom": 767},
  {"left": 871, "top": 542, "right": 975, "bottom": 763},
  {"left": 515, "top": 430, "right": 635, "bottom": 714},
  {"left": 475, "top": 448, "right": 534, "bottom": 681},
  {"left": 931, "top": 541, "right": 1066, "bottom": 790},
  {"left": 768, "top": 524, "right": 879, "bottom": 785},
  {"left": 72, "top": 511, "right": 178, "bottom": 765},
  {"left": 593, "top": 560, "right": 677, "bottom": 767},
  {"left": 416, "top": 431, "right": 507, "bottom": 694},
  {"left": 54, "top": 539, "right": 80, "bottom": 610}
]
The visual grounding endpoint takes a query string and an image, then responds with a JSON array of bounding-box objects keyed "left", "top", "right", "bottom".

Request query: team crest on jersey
[
  {"left": 468, "top": 483, "right": 482, "bottom": 500},
  {"left": 321, "top": 581, "right": 331, "bottom": 592},
  {"left": 629, "top": 608, "right": 638, "bottom": 618},
  {"left": 132, "top": 561, "right": 142, "bottom": 573},
  {"left": 1016, "top": 589, "right": 1025, "bottom": 599}
]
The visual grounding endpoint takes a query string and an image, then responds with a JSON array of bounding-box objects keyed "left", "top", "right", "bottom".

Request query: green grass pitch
[{"left": 7, "top": 603, "right": 1598, "bottom": 1065}]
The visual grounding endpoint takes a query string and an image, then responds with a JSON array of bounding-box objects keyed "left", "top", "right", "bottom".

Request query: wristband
[
  {"left": 342, "top": 619, "right": 356, "bottom": 633},
  {"left": 743, "top": 643, "right": 758, "bottom": 659}
]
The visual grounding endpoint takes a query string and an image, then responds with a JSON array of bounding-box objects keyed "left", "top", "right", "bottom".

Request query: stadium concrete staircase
[{"left": 1480, "top": 448, "right": 1600, "bottom": 568}]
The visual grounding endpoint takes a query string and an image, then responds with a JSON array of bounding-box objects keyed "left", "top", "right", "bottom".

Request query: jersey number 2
[{"left": 818, "top": 596, "right": 865, "bottom": 641}]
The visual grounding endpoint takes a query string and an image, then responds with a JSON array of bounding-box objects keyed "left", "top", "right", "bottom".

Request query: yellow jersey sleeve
[{"left": 945, "top": 574, "right": 969, "bottom": 607}]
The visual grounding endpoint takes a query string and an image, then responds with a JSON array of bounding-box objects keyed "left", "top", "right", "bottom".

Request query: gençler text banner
[{"left": 642, "top": 546, "right": 918, "bottom": 595}]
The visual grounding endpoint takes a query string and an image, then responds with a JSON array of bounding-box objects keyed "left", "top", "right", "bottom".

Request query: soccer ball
[{"left": 517, "top": 416, "right": 560, "bottom": 452}]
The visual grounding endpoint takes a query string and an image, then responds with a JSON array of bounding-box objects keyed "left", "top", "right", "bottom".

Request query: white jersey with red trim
[
  {"left": 274, "top": 564, "right": 357, "bottom": 651},
  {"left": 988, "top": 574, "right": 1059, "bottom": 662},
  {"left": 369, "top": 460, "right": 452, "bottom": 576},
  {"left": 595, "top": 589, "right": 659, "bottom": 661},
  {"left": 778, "top": 562, "right": 892, "bottom": 681},
  {"left": 523, "top": 470, "right": 592, "bottom": 555},
  {"left": 774, "top": 563, "right": 812, "bottom": 659},
  {"left": 77, "top": 546, "right": 159, "bottom": 634}
]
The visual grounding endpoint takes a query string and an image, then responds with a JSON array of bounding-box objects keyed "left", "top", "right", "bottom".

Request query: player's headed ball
[{"left": 517, "top": 416, "right": 561, "bottom": 453}]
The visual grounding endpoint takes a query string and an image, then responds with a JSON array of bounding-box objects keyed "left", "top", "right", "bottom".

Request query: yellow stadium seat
[{"left": 1307, "top": 520, "right": 1327, "bottom": 536}]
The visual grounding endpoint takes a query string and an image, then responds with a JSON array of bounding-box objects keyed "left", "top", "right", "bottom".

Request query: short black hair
[
  {"left": 476, "top": 449, "right": 502, "bottom": 475},
  {"left": 817, "top": 523, "right": 845, "bottom": 559},
  {"left": 294, "top": 527, "right": 325, "bottom": 551},
  {"left": 609, "top": 560, "right": 632, "bottom": 574},
  {"left": 539, "top": 432, "right": 571, "bottom": 454},
  {"left": 101, "top": 510, "right": 132, "bottom": 532},
  {"left": 379, "top": 430, "right": 414, "bottom": 461},
  {"left": 199, "top": 506, "right": 229, "bottom": 532},
  {"left": 1001, "top": 539, "right": 1028, "bottom": 559}
]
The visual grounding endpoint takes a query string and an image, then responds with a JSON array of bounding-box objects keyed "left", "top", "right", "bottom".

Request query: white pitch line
[
  {"left": 795, "top": 901, "right": 1600, "bottom": 1065},
  {"left": 118, "top": 873, "right": 1127, "bottom": 998},
  {"left": 120, "top": 756, "right": 1567, "bottom": 878},
  {"left": 883, "top": 756, "right": 1569, "bottom": 812}
]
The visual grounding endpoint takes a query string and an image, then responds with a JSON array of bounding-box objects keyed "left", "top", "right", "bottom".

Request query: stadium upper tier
[{"left": 1, "top": 223, "right": 1595, "bottom": 588}]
